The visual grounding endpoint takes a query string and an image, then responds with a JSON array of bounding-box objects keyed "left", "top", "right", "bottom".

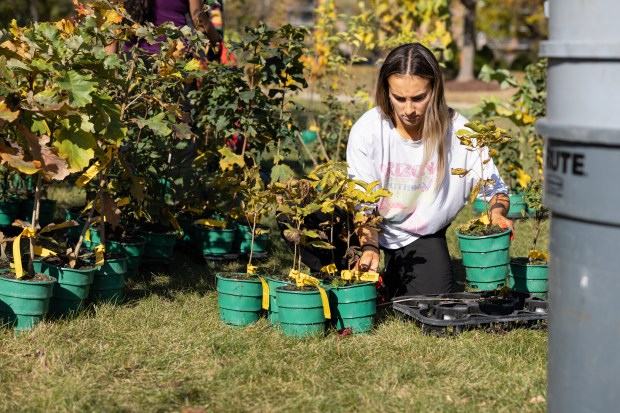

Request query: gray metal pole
[{"left": 537, "top": 1, "right": 620, "bottom": 412}]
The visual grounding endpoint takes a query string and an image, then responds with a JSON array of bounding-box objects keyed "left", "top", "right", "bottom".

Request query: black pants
[
  {"left": 278, "top": 210, "right": 453, "bottom": 297},
  {"left": 382, "top": 226, "right": 453, "bottom": 298}
]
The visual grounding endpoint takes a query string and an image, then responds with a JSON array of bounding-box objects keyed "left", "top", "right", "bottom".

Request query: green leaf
[
  {"left": 54, "top": 129, "right": 96, "bottom": 171},
  {"left": 57, "top": 70, "right": 97, "bottom": 108},
  {"left": 137, "top": 112, "right": 172, "bottom": 137},
  {"left": 270, "top": 164, "right": 294, "bottom": 182},
  {"left": 308, "top": 240, "right": 335, "bottom": 250},
  {"left": 7, "top": 58, "right": 30, "bottom": 71}
]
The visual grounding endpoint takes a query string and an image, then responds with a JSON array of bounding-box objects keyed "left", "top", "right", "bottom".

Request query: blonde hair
[{"left": 375, "top": 43, "right": 454, "bottom": 189}]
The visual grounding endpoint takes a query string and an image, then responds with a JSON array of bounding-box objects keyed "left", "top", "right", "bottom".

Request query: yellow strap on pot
[
  {"left": 75, "top": 161, "right": 103, "bottom": 188},
  {"left": 95, "top": 244, "right": 105, "bottom": 266},
  {"left": 33, "top": 246, "right": 56, "bottom": 257},
  {"left": 288, "top": 270, "right": 330, "bottom": 319},
  {"left": 246, "top": 264, "right": 258, "bottom": 275},
  {"left": 12, "top": 227, "right": 36, "bottom": 279},
  {"left": 289, "top": 269, "right": 320, "bottom": 287},
  {"left": 321, "top": 263, "right": 338, "bottom": 276},
  {"left": 341, "top": 270, "right": 353, "bottom": 281},
  {"left": 258, "top": 276, "right": 269, "bottom": 310},
  {"left": 340, "top": 270, "right": 379, "bottom": 283},
  {"left": 85, "top": 228, "right": 91, "bottom": 242},
  {"left": 193, "top": 219, "right": 227, "bottom": 229},
  {"left": 162, "top": 209, "right": 183, "bottom": 238},
  {"left": 317, "top": 285, "right": 331, "bottom": 319}
]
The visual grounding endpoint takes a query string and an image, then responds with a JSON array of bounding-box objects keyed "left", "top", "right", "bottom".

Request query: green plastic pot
[
  {"left": 233, "top": 224, "right": 270, "bottom": 254},
  {"left": 457, "top": 228, "right": 511, "bottom": 290},
  {"left": 138, "top": 229, "right": 177, "bottom": 259},
  {"left": 90, "top": 256, "right": 127, "bottom": 304},
  {"left": 276, "top": 286, "right": 326, "bottom": 338},
  {"left": 44, "top": 263, "right": 95, "bottom": 316},
  {"left": 328, "top": 282, "right": 377, "bottom": 333},
  {"left": 0, "top": 199, "right": 20, "bottom": 226},
  {"left": 472, "top": 193, "right": 528, "bottom": 219},
  {"left": 0, "top": 275, "right": 55, "bottom": 331},
  {"left": 216, "top": 273, "right": 263, "bottom": 327},
  {"left": 264, "top": 276, "right": 293, "bottom": 325},
  {"left": 20, "top": 198, "right": 57, "bottom": 227},
  {"left": 192, "top": 224, "right": 235, "bottom": 255},
  {"left": 509, "top": 260, "right": 548, "bottom": 298},
  {"left": 106, "top": 236, "right": 146, "bottom": 277}
]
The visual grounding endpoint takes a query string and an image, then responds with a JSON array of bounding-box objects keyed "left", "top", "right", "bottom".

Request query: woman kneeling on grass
[
  {"left": 348, "top": 42, "right": 512, "bottom": 298},
  {"left": 279, "top": 43, "right": 512, "bottom": 299}
]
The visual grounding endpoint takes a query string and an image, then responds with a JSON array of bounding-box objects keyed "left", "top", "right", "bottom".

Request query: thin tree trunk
[{"left": 456, "top": 0, "right": 477, "bottom": 82}]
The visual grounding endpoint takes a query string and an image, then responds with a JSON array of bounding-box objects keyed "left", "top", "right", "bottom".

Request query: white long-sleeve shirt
[{"left": 346, "top": 107, "right": 508, "bottom": 249}]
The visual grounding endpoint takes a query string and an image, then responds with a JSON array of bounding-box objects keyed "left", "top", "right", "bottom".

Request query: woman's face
[{"left": 387, "top": 74, "right": 432, "bottom": 131}]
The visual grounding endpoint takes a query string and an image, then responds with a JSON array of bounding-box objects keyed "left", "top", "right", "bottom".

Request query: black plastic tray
[{"left": 392, "top": 291, "right": 548, "bottom": 335}]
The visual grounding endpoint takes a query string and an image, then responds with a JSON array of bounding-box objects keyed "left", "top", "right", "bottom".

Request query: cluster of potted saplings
[
  {"left": 215, "top": 161, "right": 392, "bottom": 338},
  {"left": 452, "top": 120, "right": 549, "bottom": 300}
]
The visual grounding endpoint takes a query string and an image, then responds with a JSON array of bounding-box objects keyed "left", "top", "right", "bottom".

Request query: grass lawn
[
  {"left": 0, "top": 198, "right": 547, "bottom": 412},
  {"left": 0, "top": 78, "right": 545, "bottom": 412}
]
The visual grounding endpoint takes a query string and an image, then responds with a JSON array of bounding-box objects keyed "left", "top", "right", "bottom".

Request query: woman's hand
[
  {"left": 489, "top": 193, "right": 514, "bottom": 238},
  {"left": 354, "top": 226, "right": 381, "bottom": 273},
  {"left": 355, "top": 246, "right": 381, "bottom": 273}
]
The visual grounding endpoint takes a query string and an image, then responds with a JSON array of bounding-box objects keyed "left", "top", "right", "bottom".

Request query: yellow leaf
[
  {"left": 529, "top": 250, "right": 548, "bottom": 262},
  {"left": 477, "top": 213, "right": 490, "bottom": 225},
  {"left": 0, "top": 100, "right": 19, "bottom": 122},
  {"left": 104, "top": 10, "right": 124, "bottom": 24},
  {"left": 54, "top": 19, "right": 76, "bottom": 34},
  {"left": 516, "top": 168, "right": 532, "bottom": 189},
  {"left": 0, "top": 153, "right": 40, "bottom": 174},
  {"left": 496, "top": 105, "right": 513, "bottom": 117},
  {"left": 522, "top": 113, "right": 536, "bottom": 124},
  {"left": 184, "top": 58, "right": 202, "bottom": 71}
]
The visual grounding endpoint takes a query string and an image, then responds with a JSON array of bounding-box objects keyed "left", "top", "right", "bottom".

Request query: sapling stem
[{"left": 28, "top": 173, "right": 43, "bottom": 277}]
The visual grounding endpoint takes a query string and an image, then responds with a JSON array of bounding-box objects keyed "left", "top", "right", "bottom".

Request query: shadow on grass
[{"left": 122, "top": 247, "right": 222, "bottom": 303}]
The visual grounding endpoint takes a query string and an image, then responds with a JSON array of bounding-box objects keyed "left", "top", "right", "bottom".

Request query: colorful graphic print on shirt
[{"left": 378, "top": 161, "right": 437, "bottom": 222}]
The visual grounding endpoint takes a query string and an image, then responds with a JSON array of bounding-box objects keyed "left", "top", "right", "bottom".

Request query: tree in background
[
  {"left": 452, "top": 0, "right": 547, "bottom": 82},
  {"left": 0, "top": 0, "right": 73, "bottom": 28}
]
